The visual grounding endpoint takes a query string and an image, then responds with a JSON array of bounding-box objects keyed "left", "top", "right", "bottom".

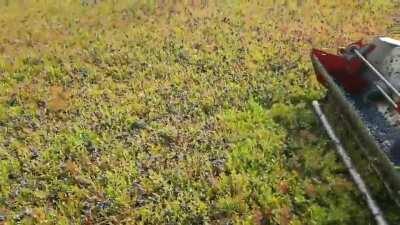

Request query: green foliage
[{"left": 0, "top": 0, "right": 396, "bottom": 224}]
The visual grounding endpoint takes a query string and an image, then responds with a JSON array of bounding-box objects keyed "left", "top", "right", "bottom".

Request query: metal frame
[
  {"left": 311, "top": 55, "right": 400, "bottom": 206},
  {"left": 312, "top": 100, "right": 388, "bottom": 225},
  {"left": 353, "top": 49, "right": 399, "bottom": 108}
]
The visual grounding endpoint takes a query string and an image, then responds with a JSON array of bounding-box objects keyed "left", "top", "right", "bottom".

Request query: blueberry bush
[{"left": 0, "top": 0, "right": 397, "bottom": 224}]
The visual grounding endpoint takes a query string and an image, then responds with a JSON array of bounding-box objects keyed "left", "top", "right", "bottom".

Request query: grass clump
[{"left": 0, "top": 0, "right": 397, "bottom": 224}]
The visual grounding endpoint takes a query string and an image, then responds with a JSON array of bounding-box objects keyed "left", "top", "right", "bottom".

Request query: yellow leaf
[
  {"left": 64, "top": 160, "right": 79, "bottom": 175},
  {"left": 32, "top": 207, "right": 45, "bottom": 222},
  {"left": 47, "top": 85, "right": 70, "bottom": 112}
]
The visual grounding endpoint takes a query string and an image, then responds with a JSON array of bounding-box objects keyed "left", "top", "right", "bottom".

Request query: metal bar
[
  {"left": 353, "top": 49, "right": 400, "bottom": 98},
  {"left": 312, "top": 55, "right": 400, "bottom": 207},
  {"left": 376, "top": 84, "right": 398, "bottom": 108},
  {"left": 312, "top": 100, "right": 389, "bottom": 225}
]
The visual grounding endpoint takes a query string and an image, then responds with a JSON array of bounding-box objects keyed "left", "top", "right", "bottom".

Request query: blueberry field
[{"left": 0, "top": 0, "right": 397, "bottom": 224}]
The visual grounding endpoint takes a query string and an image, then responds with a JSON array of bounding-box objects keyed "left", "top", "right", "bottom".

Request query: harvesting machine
[{"left": 311, "top": 37, "right": 400, "bottom": 225}]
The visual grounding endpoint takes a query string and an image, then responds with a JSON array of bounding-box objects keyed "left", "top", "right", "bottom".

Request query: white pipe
[
  {"left": 312, "top": 100, "right": 389, "bottom": 225},
  {"left": 376, "top": 84, "right": 398, "bottom": 108},
  {"left": 354, "top": 49, "right": 400, "bottom": 98}
]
